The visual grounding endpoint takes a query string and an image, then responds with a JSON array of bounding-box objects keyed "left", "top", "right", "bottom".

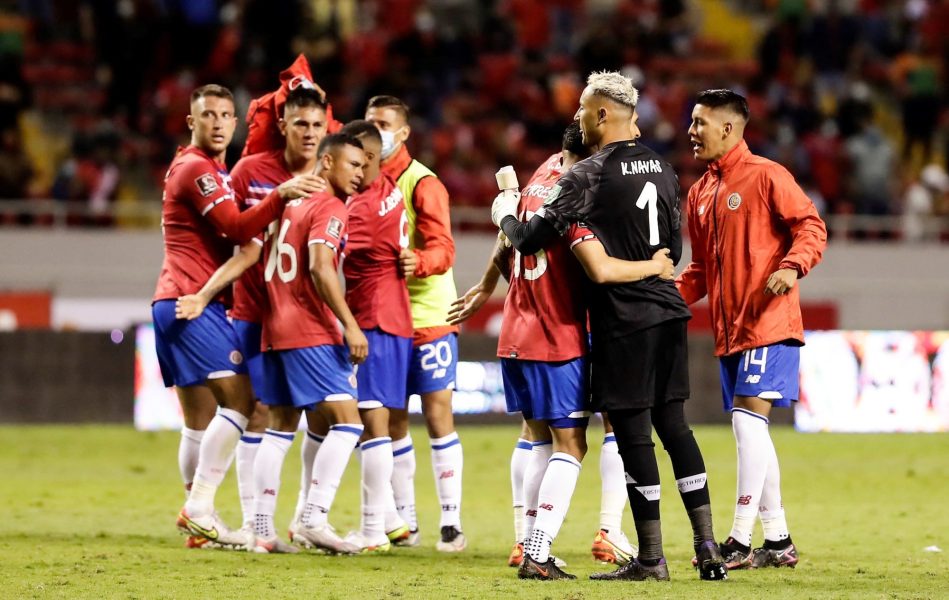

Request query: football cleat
[
  {"left": 344, "top": 531, "right": 392, "bottom": 554},
  {"left": 184, "top": 535, "right": 219, "bottom": 549},
  {"left": 694, "top": 540, "right": 728, "bottom": 580},
  {"left": 253, "top": 534, "right": 300, "bottom": 554},
  {"left": 590, "top": 558, "right": 670, "bottom": 581},
  {"left": 176, "top": 508, "right": 253, "bottom": 550},
  {"left": 288, "top": 520, "right": 315, "bottom": 550},
  {"left": 750, "top": 543, "right": 799, "bottom": 568},
  {"left": 517, "top": 554, "right": 576, "bottom": 580},
  {"left": 591, "top": 529, "right": 636, "bottom": 566},
  {"left": 293, "top": 522, "right": 359, "bottom": 554},
  {"left": 435, "top": 525, "right": 467, "bottom": 552},
  {"left": 391, "top": 527, "right": 421, "bottom": 547},
  {"left": 386, "top": 523, "right": 410, "bottom": 543},
  {"left": 508, "top": 542, "right": 524, "bottom": 567},
  {"left": 691, "top": 537, "right": 751, "bottom": 570}
]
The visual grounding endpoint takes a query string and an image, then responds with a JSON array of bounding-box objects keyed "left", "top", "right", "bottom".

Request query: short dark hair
[
  {"left": 562, "top": 121, "right": 586, "bottom": 156},
  {"left": 339, "top": 119, "right": 382, "bottom": 145},
  {"left": 284, "top": 86, "right": 327, "bottom": 113},
  {"left": 317, "top": 132, "right": 363, "bottom": 159},
  {"left": 367, "top": 95, "right": 410, "bottom": 121},
  {"left": 695, "top": 89, "right": 750, "bottom": 121},
  {"left": 191, "top": 84, "right": 234, "bottom": 104}
]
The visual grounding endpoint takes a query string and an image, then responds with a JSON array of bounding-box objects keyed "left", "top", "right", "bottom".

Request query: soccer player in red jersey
[
  {"left": 452, "top": 122, "right": 674, "bottom": 579},
  {"left": 176, "top": 86, "right": 332, "bottom": 552},
  {"left": 337, "top": 119, "right": 417, "bottom": 551},
  {"left": 255, "top": 133, "right": 368, "bottom": 554},
  {"left": 153, "top": 84, "right": 323, "bottom": 548},
  {"left": 366, "top": 96, "right": 464, "bottom": 550}
]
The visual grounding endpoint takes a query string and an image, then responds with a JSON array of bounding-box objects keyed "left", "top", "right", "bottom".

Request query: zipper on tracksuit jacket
[{"left": 710, "top": 175, "right": 730, "bottom": 355}]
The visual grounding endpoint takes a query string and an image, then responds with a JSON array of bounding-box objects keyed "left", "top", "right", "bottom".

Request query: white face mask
[{"left": 380, "top": 127, "right": 404, "bottom": 159}]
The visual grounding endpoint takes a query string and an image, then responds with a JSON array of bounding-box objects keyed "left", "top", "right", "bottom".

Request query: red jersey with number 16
[
  {"left": 262, "top": 191, "right": 348, "bottom": 351},
  {"left": 498, "top": 153, "right": 594, "bottom": 362},
  {"left": 153, "top": 146, "right": 236, "bottom": 304},
  {"left": 343, "top": 174, "right": 413, "bottom": 338},
  {"left": 229, "top": 150, "right": 293, "bottom": 324}
]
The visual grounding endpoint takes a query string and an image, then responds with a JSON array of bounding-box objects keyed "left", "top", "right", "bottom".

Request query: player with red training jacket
[
  {"left": 677, "top": 89, "right": 826, "bottom": 570},
  {"left": 253, "top": 133, "right": 368, "bottom": 555},
  {"left": 153, "top": 84, "right": 324, "bottom": 550},
  {"left": 337, "top": 119, "right": 417, "bottom": 552}
]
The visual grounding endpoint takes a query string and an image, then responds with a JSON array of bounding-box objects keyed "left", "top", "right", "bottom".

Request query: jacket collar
[
  {"left": 381, "top": 143, "right": 412, "bottom": 179},
  {"left": 708, "top": 139, "right": 749, "bottom": 176}
]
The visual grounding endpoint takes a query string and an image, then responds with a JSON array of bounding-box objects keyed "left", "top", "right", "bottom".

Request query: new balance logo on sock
[
  {"left": 539, "top": 503, "right": 554, "bottom": 511},
  {"left": 439, "top": 470, "right": 454, "bottom": 479},
  {"left": 263, "top": 488, "right": 276, "bottom": 496},
  {"left": 441, "top": 504, "right": 458, "bottom": 512},
  {"left": 526, "top": 509, "right": 537, "bottom": 517},
  {"left": 737, "top": 495, "right": 752, "bottom": 506}
]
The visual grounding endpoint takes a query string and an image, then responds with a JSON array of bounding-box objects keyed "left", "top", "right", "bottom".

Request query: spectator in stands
[
  {"left": 904, "top": 164, "right": 949, "bottom": 242},
  {"left": 844, "top": 106, "right": 896, "bottom": 216}
]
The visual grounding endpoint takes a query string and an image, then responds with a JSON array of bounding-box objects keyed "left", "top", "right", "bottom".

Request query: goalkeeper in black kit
[{"left": 491, "top": 71, "right": 727, "bottom": 583}]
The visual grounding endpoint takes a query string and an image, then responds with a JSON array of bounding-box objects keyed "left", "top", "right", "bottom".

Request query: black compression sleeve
[{"left": 500, "top": 214, "right": 559, "bottom": 255}]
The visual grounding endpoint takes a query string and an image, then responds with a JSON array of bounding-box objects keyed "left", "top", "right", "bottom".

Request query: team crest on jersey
[
  {"left": 194, "top": 173, "right": 219, "bottom": 197},
  {"left": 325, "top": 216, "right": 343, "bottom": 239},
  {"left": 727, "top": 192, "right": 742, "bottom": 210},
  {"left": 229, "top": 350, "right": 244, "bottom": 365}
]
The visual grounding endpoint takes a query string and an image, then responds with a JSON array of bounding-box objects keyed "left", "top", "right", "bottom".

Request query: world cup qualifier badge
[
  {"left": 326, "top": 216, "right": 344, "bottom": 239},
  {"left": 727, "top": 192, "right": 742, "bottom": 210},
  {"left": 194, "top": 173, "right": 219, "bottom": 197}
]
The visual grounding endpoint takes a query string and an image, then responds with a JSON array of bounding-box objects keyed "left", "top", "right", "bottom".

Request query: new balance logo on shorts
[{"left": 745, "top": 374, "right": 761, "bottom": 384}]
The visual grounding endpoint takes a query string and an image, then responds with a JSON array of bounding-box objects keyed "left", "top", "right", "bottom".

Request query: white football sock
[
  {"left": 178, "top": 427, "right": 204, "bottom": 497},
  {"left": 759, "top": 436, "right": 790, "bottom": 543},
  {"left": 522, "top": 440, "right": 552, "bottom": 542},
  {"left": 430, "top": 432, "right": 463, "bottom": 529},
  {"left": 236, "top": 431, "right": 262, "bottom": 525},
  {"left": 528, "top": 452, "right": 582, "bottom": 563},
  {"left": 252, "top": 429, "right": 294, "bottom": 538},
  {"left": 730, "top": 408, "right": 771, "bottom": 547},
  {"left": 390, "top": 434, "right": 417, "bottom": 531},
  {"left": 599, "top": 433, "right": 626, "bottom": 533},
  {"left": 293, "top": 431, "right": 323, "bottom": 522},
  {"left": 360, "top": 436, "right": 393, "bottom": 540},
  {"left": 302, "top": 424, "right": 363, "bottom": 528},
  {"left": 185, "top": 408, "right": 247, "bottom": 517},
  {"left": 511, "top": 438, "right": 532, "bottom": 542}
]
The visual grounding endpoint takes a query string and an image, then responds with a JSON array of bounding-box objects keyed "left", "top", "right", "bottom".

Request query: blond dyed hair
[{"left": 586, "top": 71, "right": 639, "bottom": 109}]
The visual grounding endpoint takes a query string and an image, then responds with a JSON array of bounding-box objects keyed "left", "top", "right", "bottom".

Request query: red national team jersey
[
  {"left": 342, "top": 174, "right": 413, "bottom": 338},
  {"left": 261, "top": 191, "right": 348, "bottom": 351},
  {"left": 153, "top": 146, "right": 236, "bottom": 304},
  {"left": 498, "top": 153, "right": 593, "bottom": 362},
  {"left": 229, "top": 150, "right": 293, "bottom": 324}
]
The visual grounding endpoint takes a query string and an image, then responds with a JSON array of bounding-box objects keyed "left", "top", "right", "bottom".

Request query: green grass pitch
[{"left": 0, "top": 423, "right": 946, "bottom": 599}]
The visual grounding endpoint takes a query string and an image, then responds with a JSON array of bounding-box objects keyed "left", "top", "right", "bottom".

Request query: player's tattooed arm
[
  {"left": 572, "top": 242, "right": 674, "bottom": 284},
  {"left": 176, "top": 241, "right": 262, "bottom": 320},
  {"left": 448, "top": 237, "right": 507, "bottom": 326}
]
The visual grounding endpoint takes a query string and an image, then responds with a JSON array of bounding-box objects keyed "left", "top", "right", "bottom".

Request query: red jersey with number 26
[
  {"left": 153, "top": 146, "right": 236, "bottom": 303},
  {"left": 343, "top": 174, "right": 413, "bottom": 338},
  {"left": 262, "top": 191, "right": 348, "bottom": 351},
  {"left": 498, "top": 153, "right": 594, "bottom": 362},
  {"left": 229, "top": 150, "right": 293, "bottom": 323}
]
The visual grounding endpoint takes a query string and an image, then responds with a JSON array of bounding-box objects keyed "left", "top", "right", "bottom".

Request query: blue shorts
[
  {"left": 232, "top": 319, "right": 264, "bottom": 396},
  {"left": 357, "top": 328, "right": 412, "bottom": 410},
  {"left": 501, "top": 357, "right": 591, "bottom": 428},
  {"left": 261, "top": 345, "right": 357, "bottom": 410},
  {"left": 152, "top": 300, "right": 247, "bottom": 388},
  {"left": 407, "top": 333, "right": 457, "bottom": 396},
  {"left": 720, "top": 342, "right": 800, "bottom": 411}
]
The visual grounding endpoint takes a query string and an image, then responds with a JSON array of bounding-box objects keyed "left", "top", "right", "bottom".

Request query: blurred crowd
[{"left": 0, "top": 0, "right": 946, "bottom": 236}]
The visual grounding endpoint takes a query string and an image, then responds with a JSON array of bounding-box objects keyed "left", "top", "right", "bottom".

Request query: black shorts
[{"left": 590, "top": 319, "right": 690, "bottom": 411}]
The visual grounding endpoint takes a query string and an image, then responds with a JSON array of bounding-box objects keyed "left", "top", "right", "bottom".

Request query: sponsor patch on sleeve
[
  {"left": 325, "top": 216, "right": 343, "bottom": 239},
  {"left": 543, "top": 184, "right": 562, "bottom": 206},
  {"left": 194, "top": 173, "right": 219, "bottom": 197}
]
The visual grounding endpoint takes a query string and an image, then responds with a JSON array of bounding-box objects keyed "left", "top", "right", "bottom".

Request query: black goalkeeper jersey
[{"left": 539, "top": 140, "right": 691, "bottom": 340}]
